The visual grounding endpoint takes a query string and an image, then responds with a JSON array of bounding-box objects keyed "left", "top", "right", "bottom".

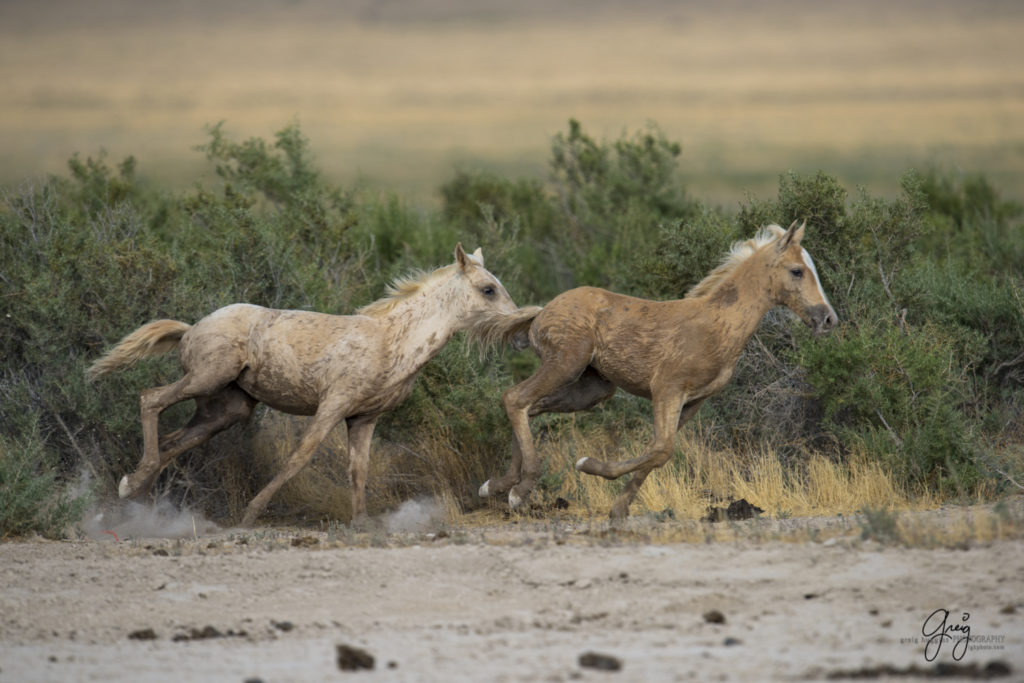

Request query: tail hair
[
  {"left": 467, "top": 305, "right": 542, "bottom": 353},
  {"left": 86, "top": 319, "right": 191, "bottom": 381}
]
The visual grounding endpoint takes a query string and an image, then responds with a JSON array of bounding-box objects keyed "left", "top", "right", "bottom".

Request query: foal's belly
[
  {"left": 590, "top": 354, "right": 654, "bottom": 400},
  {"left": 236, "top": 368, "right": 320, "bottom": 416}
]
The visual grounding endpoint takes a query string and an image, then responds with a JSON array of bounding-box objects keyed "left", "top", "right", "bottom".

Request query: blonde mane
[
  {"left": 685, "top": 224, "right": 786, "bottom": 299},
  {"left": 356, "top": 264, "right": 456, "bottom": 317}
]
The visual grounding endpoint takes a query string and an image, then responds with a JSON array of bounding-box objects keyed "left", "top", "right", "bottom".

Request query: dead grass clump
[
  {"left": 199, "top": 411, "right": 1006, "bottom": 544},
  {"left": 531, "top": 427, "right": 932, "bottom": 520},
  {"left": 858, "top": 500, "right": 1024, "bottom": 549},
  {"left": 229, "top": 411, "right": 497, "bottom": 524}
]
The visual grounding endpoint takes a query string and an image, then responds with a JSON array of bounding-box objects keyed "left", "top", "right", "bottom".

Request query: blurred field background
[
  {"left": 2, "top": 0, "right": 1023, "bottom": 204},
  {"left": 3, "top": 0, "right": 1024, "bottom": 537}
]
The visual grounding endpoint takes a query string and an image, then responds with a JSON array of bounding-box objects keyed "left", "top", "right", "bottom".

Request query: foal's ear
[
  {"left": 472, "top": 247, "right": 484, "bottom": 266},
  {"left": 777, "top": 219, "right": 806, "bottom": 252},
  {"left": 455, "top": 243, "right": 468, "bottom": 269}
]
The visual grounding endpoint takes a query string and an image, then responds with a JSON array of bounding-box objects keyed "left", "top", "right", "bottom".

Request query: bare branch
[
  {"left": 993, "top": 467, "right": 1024, "bottom": 492},
  {"left": 874, "top": 409, "right": 903, "bottom": 447}
]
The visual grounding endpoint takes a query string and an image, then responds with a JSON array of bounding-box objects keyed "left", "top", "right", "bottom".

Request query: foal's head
[
  {"left": 451, "top": 243, "right": 519, "bottom": 322},
  {"left": 763, "top": 221, "right": 838, "bottom": 335}
]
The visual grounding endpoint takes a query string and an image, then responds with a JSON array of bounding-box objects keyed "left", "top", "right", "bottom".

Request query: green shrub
[
  {"left": 800, "top": 316, "right": 981, "bottom": 493},
  {"left": 549, "top": 119, "right": 700, "bottom": 290},
  {"left": 1, "top": 119, "right": 1020, "bottom": 523},
  {"left": 0, "top": 421, "right": 89, "bottom": 539},
  {"left": 440, "top": 170, "right": 564, "bottom": 302},
  {"left": 632, "top": 207, "right": 741, "bottom": 299}
]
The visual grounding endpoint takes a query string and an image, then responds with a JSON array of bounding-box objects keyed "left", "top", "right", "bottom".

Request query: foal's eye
[
  {"left": 790, "top": 268, "right": 804, "bottom": 278},
  {"left": 481, "top": 286, "right": 496, "bottom": 296}
]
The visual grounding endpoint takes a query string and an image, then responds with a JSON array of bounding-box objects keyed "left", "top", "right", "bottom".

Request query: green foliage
[
  {"left": 800, "top": 317, "right": 980, "bottom": 492},
  {"left": 440, "top": 170, "right": 564, "bottom": 302},
  {"left": 549, "top": 119, "right": 700, "bottom": 289},
  {"left": 438, "top": 119, "right": 701, "bottom": 300},
  {"left": 1, "top": 119, "right": 1020, "bottom": 524},
  {"left": 633, "top": 207, "right": 741, "bottom": 299},
  {"left": 0, "top": 422, "right": 89, "bottom": 539}
]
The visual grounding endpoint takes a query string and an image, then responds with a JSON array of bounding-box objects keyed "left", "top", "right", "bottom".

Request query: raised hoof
[
  {"left": 478, "top": 480, "right": 492, "bottom": 498},
  {"left": 118, "top": 475, "right": 132, "bottom": 499},
  {"left": 577, "top": 456, "right": 608, "bottom": 477}
]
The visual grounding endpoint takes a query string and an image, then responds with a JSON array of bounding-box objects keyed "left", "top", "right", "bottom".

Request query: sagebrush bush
[
  {"left": 1, "top": 119, "right": 1020, "bottom": 529},
  {"left": 0, "top": 421, "right": 89, "bottom": 539}
]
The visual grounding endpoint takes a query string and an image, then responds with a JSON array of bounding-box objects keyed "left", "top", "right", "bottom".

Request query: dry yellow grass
[
  {"left": 534, "top": 426, "right": 936, "bottom": 521},
  {"left": 201, "top": 408, "right": 1024, "bottom": 551},
  {"left": 234, "top": 410, "right": 949, "bottom": 526},
  {"left": 2, "top": 0, "right": 1023, "bottom": 203}
]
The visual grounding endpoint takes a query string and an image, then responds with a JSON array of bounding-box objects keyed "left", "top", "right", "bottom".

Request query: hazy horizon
[{"left": 3, "top": 0, "right": 1022, "bottom": 204}]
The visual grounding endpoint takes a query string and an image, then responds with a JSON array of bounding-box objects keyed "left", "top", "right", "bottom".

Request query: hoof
[
  {"left": 509, "top": 491, "right": 523, "bottom": 509},
  {"left": 118, "top": 475, "right": 132, "bottom": 499},
  {"left": 478, "top": 480, "right": 491, "bottom": 498},
  {"left": 575, "top": 457, "right": 590, "bottom": 471}
]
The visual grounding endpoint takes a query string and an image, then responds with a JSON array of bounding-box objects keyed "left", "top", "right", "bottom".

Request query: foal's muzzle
[{"left": 808, "top": 304, "right": 838, "bottom": 335}]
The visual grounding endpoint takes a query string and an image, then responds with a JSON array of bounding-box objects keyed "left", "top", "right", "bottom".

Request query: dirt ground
[{"left": 1, "top": 507, "right": 1021, "bottom": 682}]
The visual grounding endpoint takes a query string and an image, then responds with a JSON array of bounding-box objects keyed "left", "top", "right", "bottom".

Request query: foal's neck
[
  {"left": 699, "top": 253, "right": 777, "bottom": 360},
  {"left": 379, "top": 275, "right": 463, "bottom": 373}
]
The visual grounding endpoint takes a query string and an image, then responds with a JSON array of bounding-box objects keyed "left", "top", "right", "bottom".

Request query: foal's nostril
[
  {"left": 810, "top": 305, "right": 838, "bottom": 334},
  {"left": 820, "top": 308, "right": 838, "bottom": 332}
]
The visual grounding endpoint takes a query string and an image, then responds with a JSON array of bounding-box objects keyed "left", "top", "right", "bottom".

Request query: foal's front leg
[
  {"left": 346, "top": 416, "right": 378, "bottom": 524},
  {"left": 577, "top": 391, "right": 689, "bottom": 519},
  {"left": 240, "top": 399, "right": 347, "bottom": 527}
]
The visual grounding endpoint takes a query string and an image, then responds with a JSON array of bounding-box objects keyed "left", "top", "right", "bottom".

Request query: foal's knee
[
  {"left": 648, "top": 443, "right": 676, "bottom": 470},
  {"left": 501, "top": 385, "right": 528, "bottom": 416}
]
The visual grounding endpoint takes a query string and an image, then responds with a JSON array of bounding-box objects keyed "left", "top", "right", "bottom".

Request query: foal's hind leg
[
  {"left": 155, "top": 384, "right": 256, "bottom": 467},
  {"left": 482, "top": 347, "right": 598, "bottom": 509},
  {"left": 481, "top": 368, "right": 613, "bottom": 501},
  {"left": 121, "top": 368, "right": 243, "bottom": 499},
  {"left": 481, "top": 366, "right": 612, "bottom": 503}
]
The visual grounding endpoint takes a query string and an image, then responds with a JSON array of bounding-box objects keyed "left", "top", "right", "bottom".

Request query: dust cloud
[
  {"left": 384, "top": 497, "right": 446, "bottom": 533},
  {"left": 82, "top": 500, "right": 219, "bottom": 541}
]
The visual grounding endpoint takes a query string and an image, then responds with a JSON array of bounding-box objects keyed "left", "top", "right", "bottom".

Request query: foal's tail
[
  {"left": 86, "top": 320, "right": 192, "bottom": 381},
  {"left": 468, "top": 305, "right": 543, "bottom": 352}
]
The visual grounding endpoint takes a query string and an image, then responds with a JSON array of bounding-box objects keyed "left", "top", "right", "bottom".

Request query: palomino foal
[
  {"left": 89, "top": 244, "right": 534, "bottom": 526},
  {"left": 476, "top": 221, "right": 837, "bottom": 518}
]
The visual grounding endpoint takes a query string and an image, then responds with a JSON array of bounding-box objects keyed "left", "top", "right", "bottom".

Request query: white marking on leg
[
  {"left": 118, "top": 475, "right": 131, "bottom": 499},
  {"left": 478, "top": 480, "right": 491, "bottom": 498},
  {"left": 575, "top": 457, "right": 590, "bottom": 471},
  {"left": 509, "top": 491, "right": 522, "bottom": 509}
]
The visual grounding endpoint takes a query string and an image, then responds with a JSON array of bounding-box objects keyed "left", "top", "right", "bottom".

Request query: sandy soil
[{"left": 1, "top": 509, "right": 1021, "bottom": 683}]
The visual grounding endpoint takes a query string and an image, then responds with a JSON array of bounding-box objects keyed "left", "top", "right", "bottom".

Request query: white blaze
[{"left": 801, "top": 248, "right": 832, "bottom": 308}]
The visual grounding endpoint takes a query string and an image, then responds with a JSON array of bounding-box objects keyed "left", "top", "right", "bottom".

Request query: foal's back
[
  {"left": 181, "top": 303, "right": 385, "bottom": 414},
  {"left": 531, "top": 287, "right": 709, "bottom": 397}
]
